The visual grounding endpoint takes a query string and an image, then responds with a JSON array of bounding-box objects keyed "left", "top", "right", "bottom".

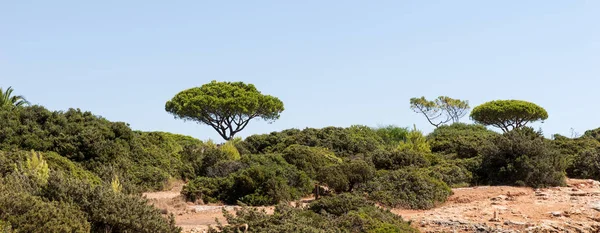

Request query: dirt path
[
  {"left": 142, "top": 183, "right": 272, "bottom": 233},
  {"left": 144, "top": 179, "right": 600, "bottom": 233}
]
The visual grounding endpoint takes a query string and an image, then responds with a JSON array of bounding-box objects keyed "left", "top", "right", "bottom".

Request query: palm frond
[{"left": 0, "top": 86, "right": 30, "bottom": 108}]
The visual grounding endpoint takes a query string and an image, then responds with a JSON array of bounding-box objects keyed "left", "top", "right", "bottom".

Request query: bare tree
[{"left": 410, "top": 96, "right": 470, "bottom": 128}]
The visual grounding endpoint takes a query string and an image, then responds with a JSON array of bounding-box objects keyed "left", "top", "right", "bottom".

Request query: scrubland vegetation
[{"left": 2, "top": 82, "right": 600, "bottom": 232}]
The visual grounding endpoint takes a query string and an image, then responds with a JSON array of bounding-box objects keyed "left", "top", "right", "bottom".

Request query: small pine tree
[
  {"left": 398, "top": 125, "right": 431, "bottom": 153},
  {"left": 23, "top": 150, "right": 50, "bottom": 185},
  {"left": 111, "top": 174, "right": 123, "bottom": 193},
  {"left": 220, "top": 141, "right": 241, "bottom": 160}
]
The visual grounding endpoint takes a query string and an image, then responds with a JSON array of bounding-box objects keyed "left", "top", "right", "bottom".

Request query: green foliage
[
  {"left": 165, "top": 81, "right": 285, "bottom": 140},
  {"left": 370, "top": 149, "right": 430, "bottom": 170},
  {"left": 362, "top": 169, "right": 452, "bottom": 209},
  {"left": 583, "top": 127, "right": 600, "bottom": 141},
  {"left": 22, "top": 150, "right": 50, "bottom": 185},
  {"left": 308, "top": 193, "right": 372, "bottom": 216},
  {"left": 243, "top": 125, "right": 386, "bottom": 157},
  {"left": 0, "top": 220, "right": 13, "bottom": 233},
  {"left": 470, "top": 100, "right": 548, "bottom": 132},
  {"left": 423, "top": 162, "right": 473, "bottom": 188},
  {"left": 42, "top": 172, "right": 181, "bottom": 233},
  {"left": 0, "top": 187, "right": 91, "bottom": 233},
  {"left": 567, "top": 148, "right": 600, "bottom": 180},
  {"left": 479, "top": 128, "right": 567, "bottom": 188},
  {"left": 44, "top": 152, "right": 102, "bottom": 185},
  {"left": 398, "top": 125, "right": 431, "bottom": 153},
  {"left": 182, "top": 154, "right": 312, "bottom": 206},
  {"left": 0, "top": 86, "right": 30, "bottom": 109},
  {"left": 427, "top": 123, "right": 498, "bottom": 158},
  {"left": 317, "top": 159, "right": 376, "bottom": 193},
  {"left": 282, "top": 144, "right": 341, "bottom": 179},
  {"left": 209, "top": 194, "right": 418, "bottom": 233},
  {"left": 219, "top": 141, "right": 241, "bottom": 160},
  {"left": 410, "top": 96, "right": 470, "bottom": 127},
  {"left": 374, "top": 125, "right": 409, "bottom": 145},
  {"left": 0, "top": 106, "right": 205, "bottom": 192},
  {"left": 111, "top": 174, "right": 122, "bottom": 193},
  {"left": 205, "top": 160, "right": 245, "bottom": 178}
]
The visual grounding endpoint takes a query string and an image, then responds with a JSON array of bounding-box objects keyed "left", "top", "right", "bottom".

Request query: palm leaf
[{"left": 0, "top": 86, "right": 30, "bottom": 108}]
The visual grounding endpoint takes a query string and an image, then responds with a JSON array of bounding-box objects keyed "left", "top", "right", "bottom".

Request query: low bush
[
  {"left": 0, "top": 106, "right": 205, "bottom": 192},
  {"left": 0, "top": 187, "right": 91, "bottom": 233},
  {"left": 423, "top": 162, "right": 473, "bottom": 187},
  {"left": 182, "top": 154, "right": 312, "bottom": 206},
  {"left": 209, "top": 194, "right": 418, "bottom": 233},
  {"left": 282, "top": 144, "right": 341, "bottom": 179},
  {"left": 317, "top": 159, "right": 375, "bottom": 192},
  {"left": 374, "top": 125, "right": 409, "bottom": 146},
  {"left": 479, "top": 128, "right": 567, "bottom": 188},
  {"left": 42, "top": 172, "right": 181, "bottom": 233},
  {"left": 567, "top": 148, "right": 600, "bottom": 180},
  {"left": 243, "top": 125, "right": 386, "bottom": 157},
  {"left": 362, "top": 169, "right": 452, "bottom": 209},
  {"left": 427, "top": 123, "right": 498, "bottom": 158},
  {"left": 370, "top": 149, "right": 430, "bottom": 170}
]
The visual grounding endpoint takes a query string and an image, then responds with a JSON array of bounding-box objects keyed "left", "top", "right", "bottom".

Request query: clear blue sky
[{"left": 1, "top": 1, "right": 599, "bottom": 142}]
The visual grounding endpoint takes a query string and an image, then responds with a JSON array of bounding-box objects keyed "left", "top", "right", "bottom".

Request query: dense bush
[
  {"left": 370, "top": 148, "right": 430, "bottom": 170},
  {"left": 243, "top": 125, "right": 386, "bottom": 156},
  {"left": 317, "top": 159, "right": 375, "bottom": 192},
  {"left": 182, "top": 154, "right": 312, "bottom": 206},
  {"left": 282, "top": 144, "right": 341, "bottom": 179},
  {"left": 567, "top": 148, "right": 600, "bottom": 180},
  {"left": 0, "top": 187, "right": 91, "bottom": 233},
  {"left": 423, "top": 162, "right": 473, "bottom": 187},
  {"left": 209, "top": 194, "right": 418, "bottom": 233},
  {"left": 0, "top": 150, "right": 101, "bottom": 186},
  {"left": 427, "top": 123, "right": 498, "bottom": 158},
  {"left": 0, "top": 165, "right": 181, "bottom": 233},
  {"left": 373, "top": 125, "right": 409, "bottom": 146},
  {"left": 362, "top": 169, "right": 452, "bottom": 209},
  {"left": 479, "top": 128, "right": 567, "bottom": 188},
  {"left": 41, "top": 173, "right": 181, "bottom": 233},
  {"left": 0, "top": 106, "right": 205, "bottom": 192}
]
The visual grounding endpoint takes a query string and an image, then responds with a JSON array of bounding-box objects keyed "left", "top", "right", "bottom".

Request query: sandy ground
[{"left": 144, "top": 179, "right": 600, "bottom": 233}]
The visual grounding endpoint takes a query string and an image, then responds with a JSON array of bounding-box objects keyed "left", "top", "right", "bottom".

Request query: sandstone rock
[
  {"left": 591, "top": 202, "right": 600, "bottom": 212},
  {"left": 504, "top": 220, "right": 526, "bottom": 226}
]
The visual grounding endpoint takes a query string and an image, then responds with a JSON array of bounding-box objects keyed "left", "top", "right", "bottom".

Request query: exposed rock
[
  {"left": 504, "top": 220, "right": 526, "bottom": 226},
  {"left": 591, "top": 202, "right": 600, "bottom": 212}
]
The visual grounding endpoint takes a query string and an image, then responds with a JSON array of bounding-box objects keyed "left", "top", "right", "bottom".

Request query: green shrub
[
  {"left": 370, "top": 148, "right": 430, "bottom": 170},
  {"left": 317, "top": 159, "right": 375, "bottom": 193},
  {"left": 0, "top": 188, "right": 91, "bottom": 233},
  {"left": 282, "top": 144, "right": 341, "bottom": 179},
  {"left": 205, "top": 160, "right": 245, "bottom": 178},
  {"left": 479, "top": 128, "right": 567, "bottom": 188},
  {"left": 398, "top": 125, "right": 431, "bottom": 153},
  {"left": 566, "top": 148, "right": 600, "bottom": 180},
  {"left": 362, "top": 169, "right": 452, "bottom": 209},
  {"left": 41, "top": 172, "right": 181, "bottom": 233},
  {"left": 243, "top": 125, "right": 386, "bottom": 157},
  {"left": 0, "top": 106, "right": 204, "bottom": 192},
  {"left": 209, "top": 194, "right": 418, "bottom": 233},
  {"left": 374, "top": 125, "right": 409, "bottom": 145},
  {"left": 427, "top": 123, "right": 498, "bottom": 158},
  {"left": 220, "top": 141, "right": 241, "bottom": 160},
  {"left": 183, "top": 154, "right": 312, "bottom": 206},
  {"left": 309, "top": 193, "right": 372, "bottom": 216},
  {"left": 45, "top": 152, "right": 102, "bottom": 185},
  {"left": 423, "top": 162, "right": 473, "bottom": 187}
]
